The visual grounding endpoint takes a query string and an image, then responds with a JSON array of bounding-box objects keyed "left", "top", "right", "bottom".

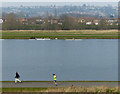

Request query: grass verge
[{"left": 1, "top": 30, "right": 119, "bottom": 39}]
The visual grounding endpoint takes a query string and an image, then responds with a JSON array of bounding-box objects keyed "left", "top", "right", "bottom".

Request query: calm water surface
[{"left": 2, "top": 39, "right": 118, "bottom": 81}]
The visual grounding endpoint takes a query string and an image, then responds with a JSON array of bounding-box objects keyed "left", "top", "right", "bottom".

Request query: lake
[{"left": 2, "top": 39, "right": 118, "bottom": 81}]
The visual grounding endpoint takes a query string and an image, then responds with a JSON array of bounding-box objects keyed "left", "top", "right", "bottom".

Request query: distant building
[
  {"left": 106, "top": 19, "right": 118, "bottom": 25},
  {"left": 86, "top": 22, "right": 92, "bottom": 25},
  {"left": 20, "top": 18, "right": 27, "bottom": 22},
  {"left": 58, "top": 22, "right": 62, "bottom": 25},
  {"left": 50, "top": 19, "right": 58, "bottom": 24},
  {"left": 94, "top": 23, "right": 99, "bottom": 25}
]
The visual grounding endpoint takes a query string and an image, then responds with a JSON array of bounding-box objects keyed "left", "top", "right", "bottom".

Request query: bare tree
[{"left": 3, "top": 13, "right": 22, "bottom": 30}]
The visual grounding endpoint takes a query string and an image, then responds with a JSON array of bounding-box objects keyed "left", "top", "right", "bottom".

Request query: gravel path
[{"left": 2, "top": 82, "right": 118, "bottom": 88}]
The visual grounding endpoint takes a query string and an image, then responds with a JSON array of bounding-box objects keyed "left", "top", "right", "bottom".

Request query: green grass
[
  {"left": 2, "top": 35, "right": 119, "bottom": 39},
  {"left": 1, "top": 30, "right": 119, "bottom": 39}
]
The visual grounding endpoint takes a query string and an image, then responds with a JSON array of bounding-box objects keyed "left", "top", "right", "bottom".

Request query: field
[
  {"left": 2, "top": 86, "right": 119, "bottom": 93},
  {"left": 2, "top": 81, "right": 119, "bottom": 93},
  {"left": 1, "top": 30, "right": 119, "bottom": 39}
]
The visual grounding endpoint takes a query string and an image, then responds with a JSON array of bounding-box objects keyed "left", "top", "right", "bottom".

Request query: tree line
[{"left": 2, "top": 13, "right": 118, "bottom": 30}]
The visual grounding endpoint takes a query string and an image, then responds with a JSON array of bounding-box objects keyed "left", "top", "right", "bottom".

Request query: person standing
[
  {"left": 53, "top": 74, "right": 57, "bottom": 86},
  {"left": 15, "top": 72, "right": 21, "bottom": 83}
]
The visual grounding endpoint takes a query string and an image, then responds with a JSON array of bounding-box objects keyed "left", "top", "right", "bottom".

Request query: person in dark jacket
[{"left": 15, "top": 72, "right": 21, "bottom": 83}]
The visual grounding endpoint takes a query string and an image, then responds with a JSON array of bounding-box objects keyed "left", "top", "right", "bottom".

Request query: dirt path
[{"left": 2, "top": 82, "right": 118, "bottom": 87}]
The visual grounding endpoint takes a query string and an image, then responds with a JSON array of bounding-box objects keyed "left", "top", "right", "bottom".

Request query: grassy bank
[
  {"left": 1, "top": 30, "right": 119, "bottom": 39},
  {"left": 2, "top": 86, "right": 119, "bottom": 93}
]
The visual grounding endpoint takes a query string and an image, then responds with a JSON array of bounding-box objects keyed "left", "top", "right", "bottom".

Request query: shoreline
[
  {"left": 0, "top": 38, "right": 119, "bottom": 40},
  {"left": 1, "top": 35, "right": 119, "bottom": 39}
]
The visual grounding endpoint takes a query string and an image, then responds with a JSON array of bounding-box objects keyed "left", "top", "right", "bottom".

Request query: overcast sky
[{"left": 1, "top": 0, "right": 119, "bottom": 2}]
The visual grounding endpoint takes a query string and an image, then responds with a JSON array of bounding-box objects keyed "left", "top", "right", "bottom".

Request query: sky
[{"left": 1, "top": 0, "right": 120, "bottom": 2}]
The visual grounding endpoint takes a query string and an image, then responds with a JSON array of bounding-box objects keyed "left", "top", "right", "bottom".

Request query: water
[{"left": 2, "top": 39, "right": 118, "bottom": 81}]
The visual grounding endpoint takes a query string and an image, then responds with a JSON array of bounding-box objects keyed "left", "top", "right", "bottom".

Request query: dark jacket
[{"left": 15, "top": 73, "right": 20, "bottom": 78}]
